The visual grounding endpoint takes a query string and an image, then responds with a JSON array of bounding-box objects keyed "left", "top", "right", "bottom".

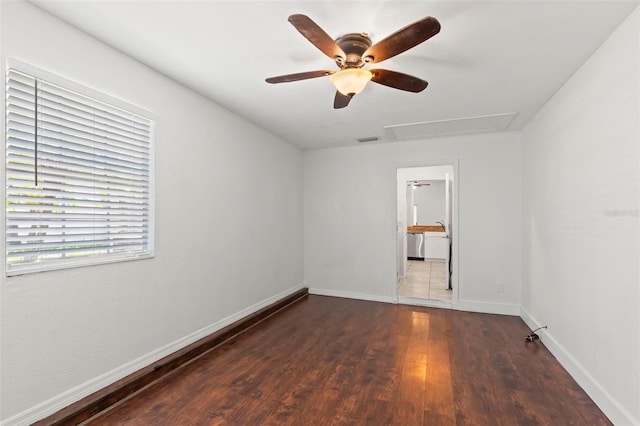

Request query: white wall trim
[
  {"left": 453, "top": 299, "right": 521, "bottom": 316},
  {"left": 0, "top": 283, "right": 306, "bottom": 426},
  {"left": 520, "top": 308, "right": 638, "bottom": 426},
  {"left": 311, "top": 289, "right": 520, "bottom": 318},
  {"left": 308, "top": 288, "right": 396, "bottom": 304},
  {"left": 398, "top": 296, "right": 453, "bottom": 309}
]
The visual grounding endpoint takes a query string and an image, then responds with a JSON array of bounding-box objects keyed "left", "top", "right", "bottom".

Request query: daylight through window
[{"left": 5, "top": 69, "right": 153, "bottom": 275}]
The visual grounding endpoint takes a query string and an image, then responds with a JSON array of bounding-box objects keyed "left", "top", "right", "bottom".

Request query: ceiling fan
[{"left": 265, "top": 14, "right": 441, "bottom": 109}]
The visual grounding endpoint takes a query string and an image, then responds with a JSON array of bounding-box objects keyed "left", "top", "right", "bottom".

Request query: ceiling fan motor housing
[{"left": 334, "top": 33, "right": 372, "bottom": 68}]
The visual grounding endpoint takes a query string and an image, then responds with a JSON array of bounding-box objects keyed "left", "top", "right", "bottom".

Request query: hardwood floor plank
[
  {"left": 79, "top": 296, "right": 611, "bottom": 425},
  {"left": 424, "top": 310, "right": 456, "bottom": 423},
  {"left": 391, "top": 310, "right": 430, "bottom": 424}
]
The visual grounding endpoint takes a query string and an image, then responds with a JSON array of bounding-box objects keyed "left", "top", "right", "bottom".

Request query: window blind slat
[
  {"left": 6, "top": 68, "right": 153, "bottom": 275},
  {"left": 37, "top": 134, "right": 150, "bottom": 155},
  {"left": 35, "top": 153, "right": 149, "bottom": 178},
  {"left": 8, "top": 242, "right": 149, "bottom": 260},
  {"left": 7, "top": 187, "right": 149, "bottom": 203},
  {"left": 7, "top": 215, "right": 148, "bottom": 228},
  {"left": 37, "top": 110, "right": 151, "bottom": 147},
  {"left": 38, "top": 101, "right": 151, "bottom": 141},
  {"left": 7, "top": 172, "right": 150, "bottom": 194},
  {"left": 38, "top": 122, "right": 150, "bottom": 156},
  {"left": 39, "top": 83, "right": 151, "bottom": 131}
]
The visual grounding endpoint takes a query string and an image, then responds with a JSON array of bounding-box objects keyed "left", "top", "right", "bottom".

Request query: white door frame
[{"left": 395, "top": 162, "right": 459, "bottom": 307}]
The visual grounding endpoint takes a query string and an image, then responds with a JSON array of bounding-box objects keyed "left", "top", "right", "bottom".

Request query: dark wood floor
[{"left": 84, "top": 295, "right": 610, "bottom": 425}]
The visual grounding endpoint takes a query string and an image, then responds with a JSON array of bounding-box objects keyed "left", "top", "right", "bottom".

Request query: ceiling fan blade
[
  {"left": 334, "top": 91, "right": 352, "bottom": 109},
  {"left": 266, "top": 70, "right": 334, "bottom": 84},
  {"left": 363, "top": 16, "right": 440, "bottom": 63},
  {"left": 288, "top": 14, "right": 346, "bottom": 61},
  {"left": 370, "top": 69, "right": 428, "bottom": 92}
]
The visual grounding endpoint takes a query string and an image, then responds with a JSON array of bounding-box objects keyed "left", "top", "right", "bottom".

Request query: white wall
[
  {"left": 0, "top": 1, "right": 304, "bottom": 423},
  {"left": 406, "top": 184, "right": 415, "bottom": 226},
  {"left": 521, "top": 6, "right": 640, "bottom": 425},
  {"left": 402, "top": 165, "right": 450, "bottom": 227},
  {"left": 414, "top": 181, "right": 446, "bottom": 225},
  {"left": 304, "top": 132, "right": 522, "bottom": 314}
]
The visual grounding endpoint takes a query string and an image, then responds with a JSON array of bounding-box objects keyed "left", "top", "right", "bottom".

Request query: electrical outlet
[{"left": 495, "top": 282, "right": 504, "bottom": 293}]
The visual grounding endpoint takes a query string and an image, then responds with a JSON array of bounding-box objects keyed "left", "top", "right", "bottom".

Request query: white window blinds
[{"left": 5, "top": 69, "right": 153, "bottom": 275}]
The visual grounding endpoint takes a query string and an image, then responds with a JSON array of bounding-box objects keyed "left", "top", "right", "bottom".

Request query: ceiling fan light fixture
[{"left": 330, "top": 68, "right": 372, "bottom": 96}]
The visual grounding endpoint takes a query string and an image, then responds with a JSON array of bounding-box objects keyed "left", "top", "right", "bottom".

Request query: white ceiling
[{"left": 32, "top": 0, "right": 639, "bottom": 150}]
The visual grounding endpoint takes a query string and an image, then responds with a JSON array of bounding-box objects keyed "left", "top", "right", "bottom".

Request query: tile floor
[{"left": 397, "top": 260, "right": 452, "bottom": 301}]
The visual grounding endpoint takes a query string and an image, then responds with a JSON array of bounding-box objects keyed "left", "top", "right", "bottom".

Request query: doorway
[{"left": 396, "top": 165, "right": 456, "bottom": 307}]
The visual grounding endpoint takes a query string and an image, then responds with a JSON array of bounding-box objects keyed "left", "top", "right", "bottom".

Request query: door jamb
[{"left": 395, "top": 161, "right": 459, "bottom": 307}]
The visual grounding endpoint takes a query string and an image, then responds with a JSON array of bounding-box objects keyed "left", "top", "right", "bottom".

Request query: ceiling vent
[
  {"left": 357, "top": 136, "right": 380, "bottom": 143},
  {"left": 385, "top": 113, "right": 517, "bottom": 141}
]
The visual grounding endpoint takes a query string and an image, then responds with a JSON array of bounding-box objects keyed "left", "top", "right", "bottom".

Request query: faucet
[{"left": 436, "top": 221, "right": 445, "bottom": 229}]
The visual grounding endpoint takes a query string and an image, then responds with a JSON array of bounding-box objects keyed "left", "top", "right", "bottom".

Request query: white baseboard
[
  {"left": 520, "top": 308, "right": 638, "bottom": 426},
  {"left": 454, "top": 299, "right": 521, "bottom": 316},
  {"left": 1, "top": 284, "right": 306, "bottom": 426},
  {"left": 310, "top": 290, "right": 520, "bottom": 318},
  {"left": 308, "top": 287, "right": 396, "bottom": 304},
  {"left": 310, "top": 290, "right": 520, "bottom": 316},
  {"left": 398, "top": 296, "right": 453, "bottom": 309}
]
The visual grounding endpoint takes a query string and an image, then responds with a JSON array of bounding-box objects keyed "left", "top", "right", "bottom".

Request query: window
[{"left": 5, "top": 68, "right": 153, "bottom": 276}]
